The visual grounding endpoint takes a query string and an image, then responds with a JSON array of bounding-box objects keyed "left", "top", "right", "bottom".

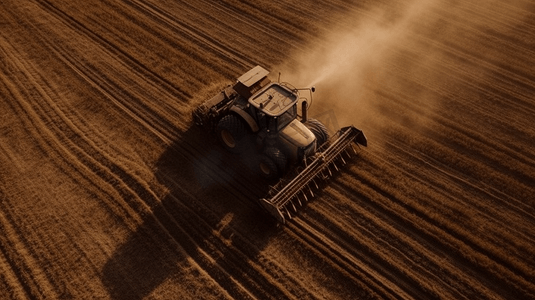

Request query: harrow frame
[{"left": 260, "top": 126, "right": 366, "bottom": 223}]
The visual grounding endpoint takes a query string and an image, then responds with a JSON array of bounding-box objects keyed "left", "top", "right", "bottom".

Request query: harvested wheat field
[{"left": 1, "top": 0, "right": 534, "bottom": 299}]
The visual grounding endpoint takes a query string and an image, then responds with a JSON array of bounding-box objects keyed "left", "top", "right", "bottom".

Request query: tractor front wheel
[
  {"left": 259, "top": 156, "right": 278, "bottom": 179},
  {"left": 305, "top": 119, "right": 330, "bottom": 148},
  {"left": 259, "top": 147, "right": 287, "bottom": 179}
]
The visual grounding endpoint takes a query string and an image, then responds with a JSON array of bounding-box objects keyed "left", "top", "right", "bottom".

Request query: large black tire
[
  {"left": 259, "top": 147, "right": 287, "bottom": 179},
  {"left": 216, "top": 114, "right": 248, "bottom": 153},
  {"left": 259, "top": 155, "right": 278, "bottom": 180},
  {"left": 305, "top": 119, "right": 330, "bottom": 147}
]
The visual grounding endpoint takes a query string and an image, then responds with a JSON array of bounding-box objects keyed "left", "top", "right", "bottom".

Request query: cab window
[{"left": 277, "top": 104, "right": 297, "bottom": 131}]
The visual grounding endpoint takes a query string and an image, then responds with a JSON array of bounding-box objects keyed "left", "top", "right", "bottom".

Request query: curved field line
[{"left": 1, "top": 0, "right": 535, "bottom": 299}]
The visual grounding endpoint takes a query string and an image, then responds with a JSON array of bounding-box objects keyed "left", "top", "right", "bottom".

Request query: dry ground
[{"left": 1, "top": 0, "right": 534, "bottom": 299}]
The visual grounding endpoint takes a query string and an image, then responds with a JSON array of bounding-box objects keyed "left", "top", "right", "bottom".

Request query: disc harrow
[{"left": 260, "top": 126, "right": 366, "bottom": 223}]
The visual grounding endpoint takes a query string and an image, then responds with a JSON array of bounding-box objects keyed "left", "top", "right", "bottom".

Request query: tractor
[{"left": 193, "top": 66, "right": 366, "bottom": 222}]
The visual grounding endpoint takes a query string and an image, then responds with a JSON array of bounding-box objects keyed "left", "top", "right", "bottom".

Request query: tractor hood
[{"left": 279, "top": 119, "right": 316, "bottom": 148}]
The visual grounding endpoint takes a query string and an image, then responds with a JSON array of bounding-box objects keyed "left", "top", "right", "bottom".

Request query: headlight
[
  {"left": 298, "top": 140, "right": 316, "bottom": 161},
  {"left": 305, "top": 140, "right": 316, "bottom": 156}
]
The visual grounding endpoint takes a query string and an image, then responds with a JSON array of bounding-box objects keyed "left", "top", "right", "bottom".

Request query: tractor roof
[{"left": 249, "top": 83, "right": 298, "bottom": 117}]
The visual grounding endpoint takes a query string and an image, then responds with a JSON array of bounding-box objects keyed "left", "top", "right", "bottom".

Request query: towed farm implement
[{"left": 193, "top": 66, "right": 367, "bottom": 223}]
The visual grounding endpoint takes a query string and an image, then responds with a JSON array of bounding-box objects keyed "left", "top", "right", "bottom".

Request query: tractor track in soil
[{"left": 1, "top": 0, "right": 534, "bottom": 299}]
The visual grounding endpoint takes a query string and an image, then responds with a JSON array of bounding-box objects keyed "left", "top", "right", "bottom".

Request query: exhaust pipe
[
  {"left": 302, "top": 100, "right": 308, "bottom": 122},
  {"left": 295, "top": 86, "right": 314, "bottom": 123}
]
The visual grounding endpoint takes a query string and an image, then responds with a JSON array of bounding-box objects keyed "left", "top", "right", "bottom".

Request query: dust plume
[
  {"left": 276, "top": 0, "right": 443, "bottom": 133},
  {"left": 277, "top": 0, "right": 534, "bottom": 139}
]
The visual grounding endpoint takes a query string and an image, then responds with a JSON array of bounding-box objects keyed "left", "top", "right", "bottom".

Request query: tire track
[
  {"left": 0, "top": 204, "right": 58, "bottom": 299},
  {"left": 120, "top": 0, "right": 256, "bottom": 70},
  {"left": 1, "top": 35, "right": 223, "bottom": 299},
  {"left": 370, "top": 131, "right": 535, "bottom": 259},
  {"left": 43, "top": 0, "right": 252, "bottom": 82},
  {"left": 0, "top": 236, "right": 30, "bottom": 299},
  {"left": 305, "top": 196, "right": 473, "bottom": 300},
  {"left": 2, "top": 0, "right": 535, "bottom": 299},
  {"left": 338, "top": 144, "right": 535, "bottom": 299},
  {"left": 36, "top": 0, "right": 192, "bottom": 101},
  {"left": 289, "top": 219, "right": 408, "bottom": 300},
  {"left": 140, "top": 168, "right": 304, "bottom": 299},
  {"left": 376, "top": 84, "right": 535, "bottom": 190},
  {"left": 323, "top": 188, "right": 485, "bottom": 299},
  {"left": 6, "top": 3, "right": 298, "bottom": 298},
  {"left": 8, "top": 3, "right": 322, "bottom": 298},
  {"left": 0, "top": 15, "right": 171, "bottom": 296},
  {"left": 0, "top": 30, "right": 157, "bottom": 216}
]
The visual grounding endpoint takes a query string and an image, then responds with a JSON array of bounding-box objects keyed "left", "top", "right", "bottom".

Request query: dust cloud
[
  {"left": 277, "top": 0, "right": 534, "bottom": 138},
  {"left": 276, "top": 0, "right": 444, "bottom": 133}
]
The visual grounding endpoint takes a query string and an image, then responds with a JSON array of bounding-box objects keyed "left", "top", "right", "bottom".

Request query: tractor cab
[
  {"left": 249, "top": 83, "right": 297, "bottom": 117},
  {"left": 249, "top": 82, "right": 316, "bottom": 161},
  {"left": 230, "top": 65, "right": 317, "bottom": 161},
  {"left": 249, "top": 82, "right": 298, "bottom": 130}
]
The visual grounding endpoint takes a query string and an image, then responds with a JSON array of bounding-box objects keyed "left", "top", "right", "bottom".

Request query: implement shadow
[{"left": 101, "top": 126, "right": 281, "bottom": 300}]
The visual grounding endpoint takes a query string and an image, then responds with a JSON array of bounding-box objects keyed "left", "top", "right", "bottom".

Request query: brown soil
[{"left": 1, "top": 0, "right": 534, "bottom": 299}]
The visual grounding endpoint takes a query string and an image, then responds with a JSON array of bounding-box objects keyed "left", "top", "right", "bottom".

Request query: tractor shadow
[{"left": 101, "top": 126, "right": 282, "bottom": 300}]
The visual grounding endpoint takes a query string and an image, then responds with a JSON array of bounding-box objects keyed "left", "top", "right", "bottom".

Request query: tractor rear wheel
[{"left": 216, "top": 114, "right": 248, "bottom": 153}]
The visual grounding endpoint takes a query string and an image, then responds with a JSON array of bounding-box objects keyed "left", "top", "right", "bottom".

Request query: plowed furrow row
[
  {"left": 0, "top": 205, "right": 58, "bottom": 298},
  {"left": 0, "top": 238, "right": 30, "bottom": 299},
  {"left": 144, "top": 180, "right": 296, "bottom": 299},
  {"left": 158, "top": 143, "right": 380, "bottom": 299},
  {"left": 322, "top": 186, "right": 489, "bottom": 299},
  {"left": 375, "top": 77, "right": 535, "bottom": 173},
  {"left": 305, "top": 194, "right": 474, "bottom": 300},
  {"left": 12, "top": 2, "right": 318, "bottom": 298},
  {"left": 427, "top": 42, "right": 535, "bottom": 116},
  {"left": 1, "top": 30, "right": 163, "bottom": 215},
  {"left": 363, "top": 138, "right": 535, "bottom": 265},
  {"left": 123, "top": 0, "right": 258, "bottom": 69},
  {"left": 22, "top": 20, "right": 179, "bottom": 140},
  {"left": 37, "top": 0, "right": 193, "bottom": 100},
  {"left": 0, "top": 72, "right": 135, "bottom": 222},
  {"left": 380, "top": 37, "right": 535, "bottom": 141},
  {"left": 1, "top": 0, "right": 534, "bottom": 299},
  {"left": 346, "top": 158, "right": 531, "bottom": 290},
  {"left": 370, "top": 73, "right": 535, "bottom": 195},
  {"left": 376, "top": 87, "right": 535, "bottom": 192},
  {"left": 401, "top": 5, "right": 535, "bottom": 118},
  {"left": 109, "top": 0, "right": 250, "bottom": 77},
  {"left": 0, "top": 75, "right": 135, "bottom": 239},
  {"left": 195, "top": 0, "right": 308, "bottom": 48},
  {"left": 43, "top": 0, "right": 249, "bottom": 84},
  {"left": 335, "top": 177, "right": 529, "bottom": 299},
  {"left": 377, "top": 119, "right": 534, "bottom": 219},
  {"left": 340, "top": 149, "right": 534, "bottom": 298},
  {"left": 428, "top": 1, "right": 535, "bottom": 53},
  {"left": 288, "top": 219, "right": 405, "bottom": 300},
  {"left": 396, "top": 33, "right": 535, "bottom": 120},
  {"left": 460, "top": 0, "right": 535, "bottom": 47},
  {"left": 0, "top": 60, "right": 224, "bottom": 295},
  {"left": 36, "top": 0, "right": 193, "bottom": 126},
  {"left": 0, "top": 33, "right": 164, "bottom": 298},
  {"left": 328, "top": 178, "right": 512, "bottom": 300},
  {"left": 380, "top": 136, "right": 535, "bottom": 229}
]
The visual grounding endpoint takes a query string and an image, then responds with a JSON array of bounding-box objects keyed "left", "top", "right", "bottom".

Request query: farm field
[{"left": 0, "top": 0, "right": 534, "bottom": 299}]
